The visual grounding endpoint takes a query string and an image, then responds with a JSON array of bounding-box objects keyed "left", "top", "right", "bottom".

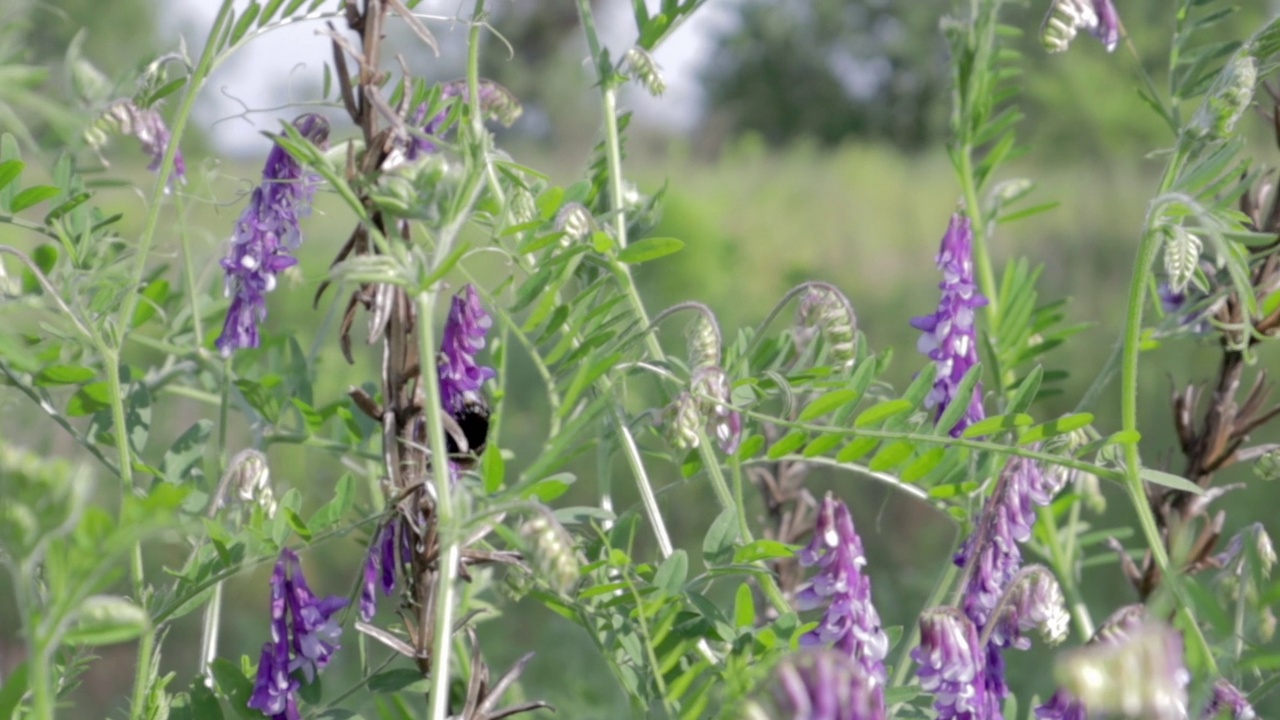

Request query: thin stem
[
  {"left": 19, "top": 570, "right": 53, "bottom": 720},
  {"left": 173, "top": 189, "right": 205, "bottom": 347},
  {"left": 1036, "top": 505, "right": 1094, "bottom": 642},
  {"left": 889, "top": 552, "right": 960, "bottom": 693},
  {"left": 416, "top": 289, "right": 458, "bottom": 720},
  {"left": 613, "top": 407, "right": 674, "bottom": 557},
  {"left": 116, "top": 0, "right": 234, "bottom": 337},
  {"left": 957, "top": 148, "right": 1000, "bottom": 327},
  {"left": 1118, "top": 150, "right": 1218, "bottom": 674},
  {"left": 128, "top": 628, "right": 155, "bottom": 720}
]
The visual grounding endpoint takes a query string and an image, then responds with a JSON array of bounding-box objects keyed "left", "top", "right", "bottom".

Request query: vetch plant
[{"left": 1, "top": 0, "right": 1279, "bottom": 718}]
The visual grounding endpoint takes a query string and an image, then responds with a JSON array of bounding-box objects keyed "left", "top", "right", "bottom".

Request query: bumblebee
[{"left": 444, "top": 393, "right": 491, "bottom": 471}]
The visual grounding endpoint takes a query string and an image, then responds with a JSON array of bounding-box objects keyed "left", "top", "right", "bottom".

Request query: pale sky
[{"left": 163, "top": 0, "right": 731, "bottom": 154}]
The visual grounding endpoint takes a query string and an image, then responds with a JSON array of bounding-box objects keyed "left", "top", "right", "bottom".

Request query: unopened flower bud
[
  {"left": 555, "top": 202, "right": 592, "bottom": 244},
  {"left": 796, "top": 286, "right": 857, "bottom": 369},
  {"left": 662, "top": 392, "right": 702, "bottom": 451},
  {"left": 222, "top": 449, "right": 277, "bottom": 517},
  {"left": 1056, "top": 621, "right": 1189, "bottom": 720},
  {"left": 623, "top": 47, "right": 666, "bottom": 97},
  {"left": 991, "top": 566, "right": 1070, "bottom": 649},
  {"left": 1260, "top": 607, "right": 1276, "bottom": 642},
  {"left": 511, "top": 187, "right": 538, "bottom": 225},
  {"left": 1041, "top": 0, "right": 1098, "bottom": 53},
  {"left": 691, "top": 366, "right": 742, "bottom": 454},
  {"left": 687, "top": 315, "right": 721, "bottom": 371},
  {"left": 520, "top": 511, "right": 580, "bottom": 594},
  {"left": 1254, "top": 447, "right": 1280, "bottom": 481},
  {"left": 1192, "top": 55, "right": 1257, "bottom": 140}
]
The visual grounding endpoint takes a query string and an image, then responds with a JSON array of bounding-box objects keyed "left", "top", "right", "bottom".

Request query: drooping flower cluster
[
  {"left": 1040, "top": 0, "right": 1121, "bottom": 53},
  {"left": 91, "top": 99, "right": 187, "bottom": 183},
  {"left": 359, "top": 517, "right": 412, "bottom": 621},
  {"left": 661, "top": 313, "right": 742, "bottom": 454},
  {"left": 216, "top": 114, "right": 330, "bottom": 356},
  {"left": 911, "top": 213, "right": 987, "bottom": 437},
  {"left": 796, "top": 285, "right": 858, "bottom": 370},
  {"left": 912, "top": 608, "right": 988, "bottom": 720},
  {"left": 400, "top": 80, "right": 522, "bottom": 162},
  {"left": 438, "top": 284, "right": 496, "bottom": 419},
  {"left": 920, "top": 455, "right": 1066, "bottom": 718},
  {"left": 1203, "top": 680, "right": 1256, "bottom": 720},
  {"left": 770, "top": 648, "right": 884, "bottom": 720},
  {"left": 795, "top": 493, "right": 888, "bottom": 711},
  {"left": 249, "top": 549, "right": 347, "bottom": 720}
]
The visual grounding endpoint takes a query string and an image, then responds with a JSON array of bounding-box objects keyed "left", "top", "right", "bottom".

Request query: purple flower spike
[
  {"left": 248, "top": 640, "right": 300, "bottom": 720},
  {"left": 795, "top": 493, "right": 888, "bottom": 694},
  {"left": 281, "top": 550, "right": 347, "bottom": 683},
  {"left": 100, "top": 99, "right": 186, "bottom": 184},
  {"left": 911, "top": 213, "right": 988, "bottom": 437},
  {"left": 1090, "top": 0, "right": 1120, "bottom": 52},
  {"left": 438, "top": 284, "right": 496, "bottom": 416},
  {"left": 216, "top": 114, "right": 330, "bottom": 356},
  {"left": 378, "top": 520, "right": 398, "bottom": 595},
  {"left": 1034, "top": 690, "right": 1086, "bottom": 720},
  {"left": 773, "top": 649, "right": 885, "bottom": 720},
  {"left": 359, "top": 548, "right": 378, "bottom": 623},
  {"left": 1203, "top": 680, "right": 1256, "bottom": 720},
  {"left": 912, "top": 608, "right": 989, "bottom": 720}
]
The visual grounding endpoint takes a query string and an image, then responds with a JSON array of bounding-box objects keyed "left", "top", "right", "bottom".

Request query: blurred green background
[{"left": 1, "top": 0, "right": 1279, "bottom": 716}]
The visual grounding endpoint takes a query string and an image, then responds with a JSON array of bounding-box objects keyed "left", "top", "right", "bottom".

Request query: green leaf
[
  {"left": 0, "top": 662, "right": 28, "bottom": 720},
  {"left": 521, "top": 472, "right": 575, "bottom": 502},
  {"left": 0, "top": 159, "right": 22, "bottom": 192},
  {"left": 210, "top": 658, "right": 254, "bottom": 720},
  {"left": 798, "top": 389, "right": 859, "bottom": 422},
  {"left": 616, "top": 236, "right": 684, "bottom": 263},
  {"left": 284, "top": 507, "right": 311, "bottom": 541},
  {"left": 9, "top": 185, "right": 60, "bottom": 213},
  {"left": 229, "top": 2, "right": 261, "bottom": 45},
  {"left": 901, "top": 447, "right": 947, "bottom": 484},
  {"left": 959, "top": 413, "right": 1033, "bottom": 438},
  {"left": 869, "top": 441, "right": 914, "bottom": 472},
  {"left": 735, "top": 434, "right": 765, "bottom": 461},
  {"left": 66, "top": 381, "right": 111, "bottom": 416},
  {"left": 934, "top": 363, "right": 983, "bottom": 435},
  {"left": 367, "top": 668, "right": 430, "bottom": 694},
  {"left": 702, "top": 507, "right": 738, "bottom": 565},
  {"left": 1019, "top": 413, "right": 1094, "bottom": 445},
  {"left": 34, "top": 364, "right": 95, "bottom": 385},
  {"left": 836, "top": 437, "right": 879, "bottom": 463},
  {"left": 163, "top": 420, "right": 214, "bottom": 484},
  {"left": 733, "top": 539, "right": 794, "bottom": 563},
  {"left": 853, "top": 399, "right": 913, "bottom": 428},
  {"left": 64, "top": 595, "right": 150, "bottom": 646},
  {"left": 653, "top": 549, "right": 688, "bottom": 597},
  {"left": 482, "top": 444, "right": 506, "bottom": 493},
  {"left": 766, "top": 430, "right": 808, "bottom": 459},
  {"left": 733, "top": 583, "right": 755, "bottom": 629},
  {"left": 1139, "top": 468, "right": 1204, "bottom": 495},
  {"left": 132, "top": 279, "right": 171, "bottom": 328}
]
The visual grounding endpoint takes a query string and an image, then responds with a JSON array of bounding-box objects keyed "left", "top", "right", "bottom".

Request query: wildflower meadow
[{"left": 2, "top": 0, "right": 1280, "bottom": 718}]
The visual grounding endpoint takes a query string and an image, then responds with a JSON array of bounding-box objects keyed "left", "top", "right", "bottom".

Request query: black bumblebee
[{"left": 443, "top": 393, "right": 491, "bottom": 471}]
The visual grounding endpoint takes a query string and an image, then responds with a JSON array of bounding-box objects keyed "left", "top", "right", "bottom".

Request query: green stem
[
  {"left": 128, "top": 628, "right": 155, "bottom": 720},
  {"left": 1036, "top": 505, "right": 1094, "bottom": 642},
  {"left": 173, "top": 189, "right": 204, "bottom": 347},
  {"left": 116, "top": 0, "right": 234, "bottom": 336},
  {"left": 1118, "top": 151, "right": 1217, "bottom": 674},
  {"left": 613, "top": 408, "right": 674, "bottom": 557},
  {"left": 889, "top": 554, "right": 960, "bottom": 693},
  {"left": 20, "top": 570, "right": 53, "bottom": 720},
  {"left": 416, "top": 291, "right": 458, "bottom": 720},
  {"left": 956, "top": 147, "right": 1000, "bottom": 327}
]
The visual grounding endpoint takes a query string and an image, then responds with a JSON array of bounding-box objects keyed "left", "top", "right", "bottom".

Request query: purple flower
[
  {"left": 1056, "top": 621, "right": 1188, "bottom": 720},
  {"left": 438, "top": 284, "right": 496, "bottom": 417},
  {"left": 1090, "top": 0, "right": 1120, "bottom": 53},
  {"left": 1203, "top": 680, "right": 1256, "bottom": 720},
  {"left": 403, "top": 80, "right": 521, "bottom": 161},
  {"left": 952, "top": 457, "right": 1066, "bottom": 714},
  {"left": 247, "top": 639, "right": 300, "bottom": 720},
  {"left": 691, "top": 366, "right": 742, "bottom": 454},
  {"left": 249, "top": 549, "right": 346, "bottom": 718},
  {"left": 216, "top": 114, "right": 330, "bottom": 356},
  {"left": 772, "top": 648, "right": 885, "bottom": 720},
  {"left": 987, "top": 568, "right": 1069, "bottom": 651},
  {"left": 911, "top": 213, "right": 987, "bottom": 437},
  {"left": 1034, "top": 690, "right": 1086, "bottom": 720},
  {"left": 795, "top": 493, "right": 888, "bottom": 693},
  {"left": 100, "top": 99, "right": 186, "bottom": 184},
  {"left": 359, "top": 519, "right": 401, "bottom": 622},
  {"left": 912, "top": 608, "right": 989, "bottom": 720}
]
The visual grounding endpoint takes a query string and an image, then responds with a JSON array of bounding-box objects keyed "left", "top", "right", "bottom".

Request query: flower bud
[
  {"left": 223, "top": 449, "right": 277, "bottom": 517},
  {"left": 511, "top": 187, "right": 538, "bottom": 225},
  {"left": 623, "top": 47, "right": 666, "bottom": 97},
  {"left": 520, "top": 511, "right": 580, "bottom": 594},
  {"left": 1191, "top": 55, "right": 1257, "bottom": 140},
  {"left": 662, "top": 392, "right": 702, "bottom": 451},
  {"left": 1055, "top": 621, "right": 1189, "bottom": 720},
  {"left": 796, "top": 286, "right": 857, "bottom": 369},
  {"left": 555, "top": 202, "right": 593, "bottom": 244},
  {"left": 686, "top": 315, "right": 721, "bottom": 371}
]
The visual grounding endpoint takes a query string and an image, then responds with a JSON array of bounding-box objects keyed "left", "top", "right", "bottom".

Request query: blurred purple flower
[
  {"left": 912, "top": 608, "right": 989, "bottom": 720},
  {"left": 404, "top": 80, "right": 521, "bottom": 161},
  {"left": 1091, "top": 0, "right": 1121, "bottom": 52},
  {"left": 216, "top": 114, "right": 330, "bottom": 356},
  {"left": 1203, "top": 680, "right": 1256, "bottom": 720},
  {"left": 249, "top": 549, "right": 346, "bottom": 718},
  {"left": 795, "top": 493, "right": 889, "bottom": 693},
  {"left": 1055, "top": 621, "right": 1188, "bottom": 720},
  {"left": 438, "top": 284, "right": 496, "bottom": 416},
  {"left": 691, "top": 366, "right": 742, "bottom": 454},
  {"left": 911, "top": 213, "right": 987, "bottom": 437},
  {"left": 952, "top": 456, "right": 1066, "bottom": 713},
  {"left": 100, "top": 99, "right": 186, "bottom": 183},
  {"left": 359, "top": 520, "right": 400, "bottom": 622},
  {"left": 772, "top": 648, "right": 885, "bottom": 720}
]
